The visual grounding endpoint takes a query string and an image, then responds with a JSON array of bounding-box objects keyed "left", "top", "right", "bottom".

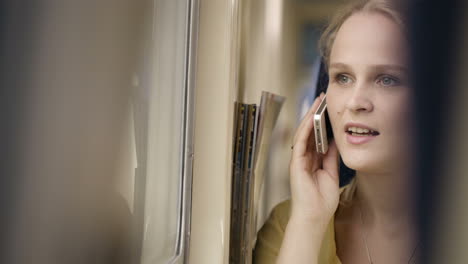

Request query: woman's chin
[{"left": 340, "top": 153, "right": 386, "bottom": 173}]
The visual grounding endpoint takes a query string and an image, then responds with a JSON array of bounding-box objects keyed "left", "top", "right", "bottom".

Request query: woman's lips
[
  {"left": 346, "top": 132, "right": 378, "bottom": 144},
  {"left": 344, "top": 122, "right": 380, "bottom": 144}
]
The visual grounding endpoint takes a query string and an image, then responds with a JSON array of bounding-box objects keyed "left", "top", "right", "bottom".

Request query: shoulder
[
  {"left": 253, "top": 183, "right": 353, "bottom": 264},
  {"left": 269, "top": 199, "right": 291, "bottom": 228},
  {"left": 257, "top": 199, "right": 291, "bottom": 242},
  {"left": 252, "top": 199, "right": 291, "bottom": 264}
]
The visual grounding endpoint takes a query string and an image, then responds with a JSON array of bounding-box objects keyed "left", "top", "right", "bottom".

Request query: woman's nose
[{"left": 345, "top": 85, "right": 374, "bottom": 113}]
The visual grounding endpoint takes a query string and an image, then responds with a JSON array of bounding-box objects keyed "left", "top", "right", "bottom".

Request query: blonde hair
[
  {"left": 319, "top": 0, "right": 407, "bottom": 206},
  {"left": 319, "top": 0, "right": 406, "bottom": 68}
]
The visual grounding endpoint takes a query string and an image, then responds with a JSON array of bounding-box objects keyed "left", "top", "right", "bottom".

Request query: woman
[{"left": 253, "top": 0, "right": 418, "bottom": 263}]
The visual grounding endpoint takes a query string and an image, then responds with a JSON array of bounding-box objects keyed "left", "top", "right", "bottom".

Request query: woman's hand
[
  {"left": 276, "top": 93, "right": 341, "bottom": 264},
  {"left": 289, "top": 93, "right": 341, "bottom": 226}
]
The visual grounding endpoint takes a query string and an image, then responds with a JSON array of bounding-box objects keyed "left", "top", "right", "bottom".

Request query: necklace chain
[{"left": 357, "top": 201, "right": 420, "bottom": 264}]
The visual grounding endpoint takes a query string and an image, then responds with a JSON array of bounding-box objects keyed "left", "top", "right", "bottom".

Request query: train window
[{"left": 132, "top": 0, "right": 196, "bottom": 263}]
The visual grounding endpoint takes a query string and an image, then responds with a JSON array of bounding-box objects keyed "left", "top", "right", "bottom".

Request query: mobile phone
[{"left": 314, "top": 95, "right": 328, "bottom": 154}]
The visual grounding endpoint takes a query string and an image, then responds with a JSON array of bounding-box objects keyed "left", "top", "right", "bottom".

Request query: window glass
[{"left": 133, "top": 0, "right": 191, "bottom": 263}]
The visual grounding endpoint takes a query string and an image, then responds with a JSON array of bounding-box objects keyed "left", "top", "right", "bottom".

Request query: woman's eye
[
  {"left": 378, "top": 76, "right": 400, "bottom": 86},
  {"left": 336, "top": 74, "right": 352, "bottom": 85}
]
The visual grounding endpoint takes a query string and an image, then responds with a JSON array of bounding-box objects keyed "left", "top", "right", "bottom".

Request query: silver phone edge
[{"left": 313, "top": 100, "right": 328, "bottom": 154}]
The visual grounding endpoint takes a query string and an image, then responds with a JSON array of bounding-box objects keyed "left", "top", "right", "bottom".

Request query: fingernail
[{"left": 320, "top": 92, "right": 325, "bottom": 99}]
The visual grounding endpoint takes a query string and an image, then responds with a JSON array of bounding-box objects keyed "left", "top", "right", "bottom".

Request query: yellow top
[{"left": 252, "top": 186, "right": 351, "bottom": 264}]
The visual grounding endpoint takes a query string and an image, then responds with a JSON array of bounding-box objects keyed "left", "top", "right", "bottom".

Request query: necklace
[{"left": 357, "top": 202, "right": 420, "bottom": 264}]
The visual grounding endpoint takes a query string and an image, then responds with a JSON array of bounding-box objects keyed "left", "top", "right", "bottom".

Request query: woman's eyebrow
[
  {"left": 329, "top": 62, "right": 408, "bottom": 73},
  {"left": 371, "top": 64, "right": 408, "bottom": 73},
  {"left": 329, "top": 62, "right": 351, "bottom": 71}
]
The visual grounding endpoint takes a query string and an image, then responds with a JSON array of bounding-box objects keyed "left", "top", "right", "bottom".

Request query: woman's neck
[{"left": 354, "top": 168, "right": 416, "bottom": 233}]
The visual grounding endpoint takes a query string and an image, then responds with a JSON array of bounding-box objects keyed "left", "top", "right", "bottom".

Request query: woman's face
[{"left": 327, "top": 12, "right": 411, "bottom": 173}]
